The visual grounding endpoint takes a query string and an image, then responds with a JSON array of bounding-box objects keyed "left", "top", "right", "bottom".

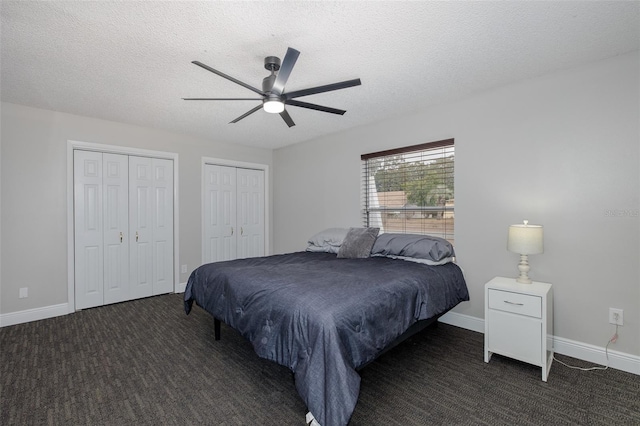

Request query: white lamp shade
[{"left": 507, "top": 222, "right": 544, "bottom": 255}]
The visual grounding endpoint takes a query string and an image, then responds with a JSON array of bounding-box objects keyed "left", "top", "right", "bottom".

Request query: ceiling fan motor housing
[{"left": 264, "top": 56, "right": 281, "bottom": 72}]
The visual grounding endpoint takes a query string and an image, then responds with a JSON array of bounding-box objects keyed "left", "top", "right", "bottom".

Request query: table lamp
[{"left": 507, "top": 220, "right": 544, "bottom": 284}]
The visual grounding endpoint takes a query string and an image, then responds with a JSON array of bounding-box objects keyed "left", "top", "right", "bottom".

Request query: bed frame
[
  {"left": 211, "top": 312, "right": 443, "bottom": 371},
  {"left": 356, "top": 313, "right": 442, "bottom": 370}
]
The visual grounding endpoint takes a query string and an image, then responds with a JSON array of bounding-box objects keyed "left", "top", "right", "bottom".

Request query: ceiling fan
[{"left": 183, "top": 47, "right": 361, "bottom": 127}]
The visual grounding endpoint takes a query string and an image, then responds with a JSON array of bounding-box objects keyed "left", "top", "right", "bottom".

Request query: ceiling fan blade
[
  {"left": 284, "top": 78, "right": 361, "bottom": 100},
  {"left": 192, "top": 61, "right": 265, "bottom": 96},
  {"left": 183, "top": 98, "right": 263, "bottom": 101},
  {"left": 230, "top": 104, "right": 263, "bottom": 124},
  {"left": 280, "top": 109, "right": 296, "bottom": 127},
  {"left": 271, "top": 47, "right": 300, "bottom": 96},
  {"left": 286, "top": 99, "right": 346, "bottom": 115}
]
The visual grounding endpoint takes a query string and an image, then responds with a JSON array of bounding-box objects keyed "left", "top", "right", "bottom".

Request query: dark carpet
[{"left": 1, "top": 294, "right": 638, "bottom": 425}]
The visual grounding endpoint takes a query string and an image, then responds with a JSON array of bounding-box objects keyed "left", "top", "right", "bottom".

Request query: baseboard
[
  {"left": 553, "top": 335, "right": 640, "bottom": 375},
  {"left": 0, "top": 303, "right": 69, "bottom": 328},
  {"left": 438, "top": 311, "right": 640, "bottom": 376},
  {"left": 175, "top": 282, "right": 187, "bottom": 293},
  {"left": 438, "top": 311, "right": 484, "bottom": 333}
]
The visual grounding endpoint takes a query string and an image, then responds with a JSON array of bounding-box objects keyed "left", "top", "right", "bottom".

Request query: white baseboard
[
  {"left": 553, "top": 335, "right": 640, "bottom": 375},
  {"left": 438, "top": 311, "right": 484, "bottom": 333},
  {"left": 175, "top": 282, "right": 187, "bottom": 293},
  {"left": 438, "top": 311, "right": 640, "bottom": 376},
  {"left": 0, "top": 303, "right": 69, "bottom": 327}
]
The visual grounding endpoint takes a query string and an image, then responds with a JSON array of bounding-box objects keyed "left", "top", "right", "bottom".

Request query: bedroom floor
[{"left": 1, "top": 293, "right": 638, "bottom": 425}]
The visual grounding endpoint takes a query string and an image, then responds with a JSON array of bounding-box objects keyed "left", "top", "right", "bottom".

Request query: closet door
[
  {"left": 103, "top": 153, "right": 129, "bottom": 304},
  {"left": 151, "top": 158, "right": 174, "bottom": 295},
  {"left": 75, "top": 151, "right": 174, "bottom": 308},
  {"left": 74, "top": 150, "right": 104, "bottom": 309},
  {"left": 203, "top": 164, "right": 237, "bottom": 263},
  {"left": 237, "top": 168, "right": 265, "bottom": 259},
  {"left": 129, "top": 156, "right": 154, "bottom": 300}
]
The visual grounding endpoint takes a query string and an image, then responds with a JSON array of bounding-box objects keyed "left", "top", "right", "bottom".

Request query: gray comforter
[{"left": 184, "top": 252, "right": 468, "bottom": 425}]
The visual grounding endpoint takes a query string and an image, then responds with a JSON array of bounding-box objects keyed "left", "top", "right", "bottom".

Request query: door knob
[
  {"left": 120, "top": 232, "right": 123, "bottom": 243},
  {"left": 136, "top": 231, "right": 139, "bottom": 242}
]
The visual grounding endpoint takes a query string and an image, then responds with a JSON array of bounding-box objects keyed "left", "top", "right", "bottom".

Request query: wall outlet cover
[{"left": 609, "top": 308, "right": 624, "bottom": 326}]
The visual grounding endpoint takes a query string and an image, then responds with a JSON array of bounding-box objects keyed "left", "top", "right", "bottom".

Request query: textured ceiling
[{"left": 1, "top": 1, "right": 638, "bottom": 150}]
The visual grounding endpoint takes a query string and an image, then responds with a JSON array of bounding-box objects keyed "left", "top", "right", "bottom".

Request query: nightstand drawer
[{"left": 488, "top": 289, "right": 541, "bottom": 318}]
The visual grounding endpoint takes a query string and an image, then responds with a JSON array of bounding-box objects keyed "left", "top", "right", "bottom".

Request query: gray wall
[
  {"left": 273, "top": 52, "right": 640, "bottom": 356},
  {"left": 0, "top": 103, "right": 272, "bottom": 314}
]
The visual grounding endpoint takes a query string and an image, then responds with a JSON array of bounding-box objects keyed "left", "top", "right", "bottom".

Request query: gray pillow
[
  {"left": 306, "top": 227, "right": 350, "bottom": 254},
  {"left": 370, "top": 233, "right": 455, "bottom": 262},
  {"left": 337, "top": 227, "right": 380, "bottom": 259}
]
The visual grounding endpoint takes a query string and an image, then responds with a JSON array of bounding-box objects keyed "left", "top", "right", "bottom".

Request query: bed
[{"left": 184, "top": 230, "right": 469, "bottom": 426}]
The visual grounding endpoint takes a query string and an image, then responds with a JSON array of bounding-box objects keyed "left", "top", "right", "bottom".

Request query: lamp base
[{"left": 516, "top": 254, "right": 533, "bottom": 284}]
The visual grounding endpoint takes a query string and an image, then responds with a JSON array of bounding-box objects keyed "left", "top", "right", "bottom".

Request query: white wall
[
  {"left": 0, "top": 103, "right": 272, "bottom": 315},
  {"left": 273, "top": 52, "right": 640, "bottom": 357}
]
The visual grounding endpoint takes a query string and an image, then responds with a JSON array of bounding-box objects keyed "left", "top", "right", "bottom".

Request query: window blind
[{"left": 361, "top": 139, "right": 455, "bottom": 243}]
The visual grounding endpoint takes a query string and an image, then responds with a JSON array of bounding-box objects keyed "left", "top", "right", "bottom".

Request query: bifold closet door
[
  {"left": 203, "top": 164, "right": 237, "bottom": 264},
  {"left": 75, "top": 151, "right": 174, "bottom": 309},
  {"left": 203, "top": 164, "right": 265, "bottom": 264},
  {"left": 129, "top": 156, "right": 174, "bottom": 299},
  {"left": 74, "top": 151, "right": 129, "bottom": 310}
]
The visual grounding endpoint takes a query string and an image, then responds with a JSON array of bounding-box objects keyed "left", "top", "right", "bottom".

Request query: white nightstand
[{"left": 484, "top": 276, "right": 553, "bottom": 381}]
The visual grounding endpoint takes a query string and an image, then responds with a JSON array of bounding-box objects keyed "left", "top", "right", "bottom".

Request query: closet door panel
[
  {"left": 103, "top": 154, "right": 130, "bottom": 304},
  {"left": 129, "top": 156, "right": 154, "bottom": 300},
  {"left": 237, "top": 168, "right": 265, "bottom": 259},
  {"left": 204, "top": 164, "right": 236, "bottom": 263},
  {"left": 152, "top": 158, "right": 174, "bottom": 295},
  {"left": 74, "top": 150, "right": 104, "bottom": 309}
]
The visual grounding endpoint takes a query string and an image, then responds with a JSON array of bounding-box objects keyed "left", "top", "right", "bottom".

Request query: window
[{"left": 361, "top": 139, "right": 455, "bottom": 243}]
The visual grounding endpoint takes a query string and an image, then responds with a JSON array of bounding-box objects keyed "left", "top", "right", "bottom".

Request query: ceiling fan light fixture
[{"left": 263, "top": 99, "right": 285, "bottom": 114}]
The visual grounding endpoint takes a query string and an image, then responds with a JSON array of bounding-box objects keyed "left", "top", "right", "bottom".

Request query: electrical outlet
[
  {"left": 181, "top": 264, "right": 188, "bottom": 274},
  {"left": 609, "top": 308, "right": 624, "bottom": 326},
  {"left": 19, "top": 287, "right": 28, "bottom": 298}
]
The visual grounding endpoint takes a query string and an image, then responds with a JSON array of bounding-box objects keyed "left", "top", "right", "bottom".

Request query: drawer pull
[{"left": 504, "top": 300, "right": 524, "bottom": 306}]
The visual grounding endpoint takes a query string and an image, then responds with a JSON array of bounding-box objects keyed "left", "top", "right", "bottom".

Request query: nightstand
[{"left": 484, "top": 276, "right": 553, "bottom": 381}]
